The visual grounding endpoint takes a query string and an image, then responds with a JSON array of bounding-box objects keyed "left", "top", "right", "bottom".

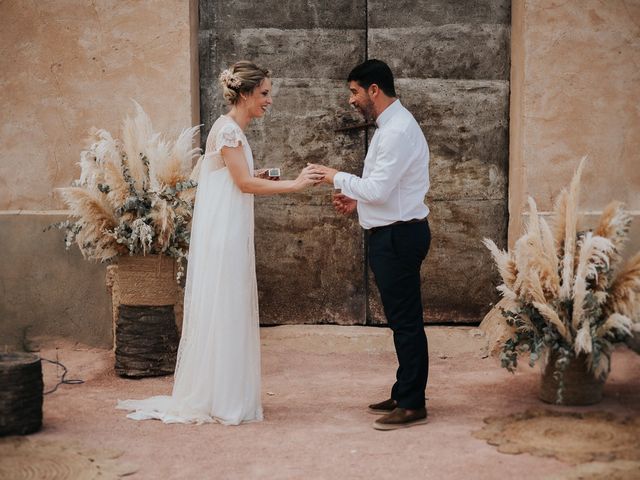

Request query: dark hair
[{"left": 347, "top": 59, "right": 396, "bottom": 97}]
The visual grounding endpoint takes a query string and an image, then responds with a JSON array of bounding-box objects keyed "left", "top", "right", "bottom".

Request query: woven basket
[
  {"left": 112, "top": 254, "right": 178, "bottom": 305},
  {"left": 0, "top": 352, "right": 43, "bottom": 436},
  {"left": 106, "top": 255, "right": 184, "bottom": 344},
  {"left": 539, "top": 350, "right": 604, "bottom": 406},
  {"left": 105, "top": 255, "right": 182, "bottom": 377}
]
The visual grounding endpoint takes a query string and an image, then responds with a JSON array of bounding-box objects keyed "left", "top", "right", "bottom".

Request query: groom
[{"left": 312, "top": 59, "right": 431, "bottom": 430}]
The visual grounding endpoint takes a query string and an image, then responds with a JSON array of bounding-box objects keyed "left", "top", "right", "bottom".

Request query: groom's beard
[{"left": 355, "top": 97, "right": 375, "bottom": 122}]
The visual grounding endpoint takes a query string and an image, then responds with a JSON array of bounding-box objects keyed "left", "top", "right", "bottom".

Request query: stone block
[
  {"left": 214, "top": 28, "right": 366, "bottom": 80},
  {"left": 200, "top": 0, "right": 366, "bottom": 30},
  {"left": 397, "top": 78, "right": 510, "bottom": 201},
  {"left": 368, "top": 0, "right": 511, "bottom": 28},
  {"left": 369, "top": 25, "right": 510, "bottom": 80},
  {"left": 255, "top": 202, "right": 366, "bottom": 325}
]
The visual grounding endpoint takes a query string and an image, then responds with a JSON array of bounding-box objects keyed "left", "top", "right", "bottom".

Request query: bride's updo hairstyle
[{"left": 218, "top": 61, "right": 271, "bottom": 105}]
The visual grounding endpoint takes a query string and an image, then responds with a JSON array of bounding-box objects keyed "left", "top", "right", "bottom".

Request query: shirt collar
[{"left": 375, "top": 99, "right": 402, "bottom": 128}]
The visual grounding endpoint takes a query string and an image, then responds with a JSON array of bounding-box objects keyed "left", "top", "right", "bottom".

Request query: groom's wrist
[{"left": 333, "top": 171, "right": 346, "bottom": 189}]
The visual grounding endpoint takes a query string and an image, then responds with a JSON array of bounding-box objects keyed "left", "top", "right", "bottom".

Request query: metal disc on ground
[
  {"left": 473, "top": 409, "right": 640, "bottom": 464},
  {"left": 0, "top": 437, "right": 137, "bottom": 479}
]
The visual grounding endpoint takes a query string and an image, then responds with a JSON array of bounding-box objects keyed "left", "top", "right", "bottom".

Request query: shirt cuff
[{"left": 333, "top": 171, "right": 349, "bottom": 190}]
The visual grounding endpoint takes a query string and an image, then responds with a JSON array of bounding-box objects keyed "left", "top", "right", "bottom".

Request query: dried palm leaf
[
  {"left": 571, "top": 233, "right": 613, "bottom": 330},
  {"left": 592, "top": 354, "right": 610, "bottom": 380},
  {"left": 595, "top": 313, "right": 633, "bottom": 338},
  {"left": 58, "top": 187, "right": 116, "bottom": 231},
  {"left": 102, "top": 160, "right": 130, "bottom": 209},
  {"left": 57, "top": 187, "right": 119, "bottom": 260},
  {"left": 173, "top": 125, "right": 201, "bottom": 174},
  {"left": 78, "top": 149, "right": 101, "bottom": 188},
  {"left": 523, "top": 268, "right": 547, "bottom": 305},
  {"left": 497, "top": 284, "right": 517, "bottom": 301},
  {"left": 606, "top": 252, "right": 640, "bottom": 320},
  {"left": 483, "top": 238, "right": 517, "bottom": 288},
  {"left": 574, "top": 323, "right": 593, "bottom": 354},
  {"left": 540, "top": 217, "right": 558, "bottom": 272},
  {"left": 93, "top": 128, "right": 120, "bottom": 163},
  {"left": 551, "top": 188, "right": 568, "bottom": 252},
  {"left": 559, "top": 157, "right": 587, "bottom": 299},
  {"left": 532, "top": 301, "right": 571, "bottom": 342},
  {"left": 512, "top": 234, "right": 533, "bottom": 297},
  {"left": 525, "top": 198, "right": 560, "bottom": 300},
  {"left": 594, "top": 201, "right": 631, "bottom": 270},
  {"left": 121, "top": 101, "right": 153, "bottom": 193},
  {"left": 149, "top": 198, "right": 175, "bottom": 250},
  {"left": 146, "top": 137, "right": 172, "bottom": 191}
]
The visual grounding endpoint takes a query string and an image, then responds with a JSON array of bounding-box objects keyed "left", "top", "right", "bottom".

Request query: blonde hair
[{"left": 218, "top": 61, "right": 271, "bottom": 105}]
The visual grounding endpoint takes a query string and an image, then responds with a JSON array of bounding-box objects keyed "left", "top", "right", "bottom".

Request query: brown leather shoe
[
  {"left": 372, "top": 407, "right": 428, "bottom": 430},
  {"left": 368, "top": 398, "right": 397, "bottom": 414}
]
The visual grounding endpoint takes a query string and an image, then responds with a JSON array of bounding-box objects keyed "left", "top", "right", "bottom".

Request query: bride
[{"left": 117, "top": 61, "right": 323, "bottom": 425}]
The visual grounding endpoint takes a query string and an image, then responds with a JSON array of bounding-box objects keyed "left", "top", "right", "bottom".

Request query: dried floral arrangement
[
  {"left": 53, "top": 102, "right": 201, "bottom": 281},
  {"left": 483, "top": 158, "right": 639, "bottom": 397}
]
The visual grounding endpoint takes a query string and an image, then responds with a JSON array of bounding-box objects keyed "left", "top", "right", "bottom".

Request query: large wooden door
[
  {"left": 198, "top": 0, "right": 510, "bottom": 325},
  {"left": 199, "top": 1, "right": 368, "bottom": 325}
]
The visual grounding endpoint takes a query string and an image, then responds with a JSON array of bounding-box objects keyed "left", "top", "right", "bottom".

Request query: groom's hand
[
  {"left": 333, "top": 193, "right": 357, "bottom": 216},
  {"left": 307, "top": 163, "right": 337, "bottom": 185}
]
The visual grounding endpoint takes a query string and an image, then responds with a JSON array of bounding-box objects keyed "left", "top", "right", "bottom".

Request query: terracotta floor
[{"left": 23, "top": 326, "right": 640, "bottom": 479}]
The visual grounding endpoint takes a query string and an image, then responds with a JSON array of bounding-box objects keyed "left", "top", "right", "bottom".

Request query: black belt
[{"left": 368, "top": 217, "right": 427, "bottom": 234}]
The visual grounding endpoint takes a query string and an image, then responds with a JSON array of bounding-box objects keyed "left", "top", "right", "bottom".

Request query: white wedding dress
[{"left": 117, "top": 115, "right": 263, "bottom": 425}]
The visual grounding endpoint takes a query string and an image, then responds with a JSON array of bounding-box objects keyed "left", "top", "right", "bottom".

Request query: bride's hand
[{"left": 293, "top": 165, "right": 324, "bottom": 190}]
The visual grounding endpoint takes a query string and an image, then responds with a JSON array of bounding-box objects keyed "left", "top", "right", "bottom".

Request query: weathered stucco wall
[
  {"left": 2, "top": 0, "right": 637, "bottom": 347},
  {"left": 510, "top": 0, "right": 640, "bottom": 257},
  {"left": 0, "top": 0, "right": 199, "bottom": 348}
]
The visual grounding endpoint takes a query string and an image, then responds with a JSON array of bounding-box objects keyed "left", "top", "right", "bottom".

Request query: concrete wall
[
  {"left": 0, "top": 0, "right": 199, "bottom": 348},
  {"left": 510, "top": 0, "right": 640, "bottom": 259}
]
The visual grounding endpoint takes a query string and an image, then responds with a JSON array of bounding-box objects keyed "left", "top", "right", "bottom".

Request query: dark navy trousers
[{"left": 368, "top": 220, "right": 431, "bottom": 409}]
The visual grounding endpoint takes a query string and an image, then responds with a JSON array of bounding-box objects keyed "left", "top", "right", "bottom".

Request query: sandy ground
[{"left": 22, "top": 326, "right": 640, "bottom": 479}]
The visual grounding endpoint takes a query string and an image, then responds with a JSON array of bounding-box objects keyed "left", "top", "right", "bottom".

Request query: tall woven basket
[
  {"left": 539, "top": 350, "right": 604, "bottom": 406},
  {"left": 106, "top": 255, "right": 182, "bottom": 378}
]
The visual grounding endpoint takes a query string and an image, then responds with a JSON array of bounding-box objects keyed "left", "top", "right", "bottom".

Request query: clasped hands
[
  {"left": 304, "top": 163, "right": 357, "bottom": 216},
  {"left": 255, "top": 164, "right": 356, "bottom": 215},
  {"left": 305, "top": 163, "right": 357, "bottom": 216}
]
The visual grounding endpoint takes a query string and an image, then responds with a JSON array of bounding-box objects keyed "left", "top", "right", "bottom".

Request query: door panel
[
  {"left": 199, "top": 1, "right": 367, "bottom": 325},
  {"left": 367, "top": 1, "right": 510, "bottom": 324}
]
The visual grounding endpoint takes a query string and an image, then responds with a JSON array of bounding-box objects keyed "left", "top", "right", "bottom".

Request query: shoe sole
[
  {"left": 372, "top": 417, "right": 428, "bottom": 431},
  {"left": 368, "top": 408, "right": 394, "bottom": 415}
]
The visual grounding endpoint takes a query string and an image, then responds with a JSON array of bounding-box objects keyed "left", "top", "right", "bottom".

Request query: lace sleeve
[{"left": 215, "top": 124, "right": 244, "bottom": 153}]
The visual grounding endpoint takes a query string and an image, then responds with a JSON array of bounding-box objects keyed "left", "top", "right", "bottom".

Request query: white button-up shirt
[{"left": 333, "top": 100, "right": 430, "bottom": 230}]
